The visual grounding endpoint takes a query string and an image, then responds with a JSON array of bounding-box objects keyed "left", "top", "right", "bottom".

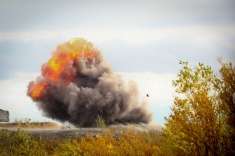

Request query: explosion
[{"left": 27, "top": 38, "right": 152, "bottom": 127}]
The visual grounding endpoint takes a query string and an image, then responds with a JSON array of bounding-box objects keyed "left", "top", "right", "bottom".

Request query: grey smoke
[{"left": 27, "top": 38, "right": 153, "bottom": 127}]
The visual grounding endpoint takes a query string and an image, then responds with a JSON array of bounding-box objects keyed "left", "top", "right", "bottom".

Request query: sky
[{"left": 0, "top": 0, "right": 234, "bottom": 125}]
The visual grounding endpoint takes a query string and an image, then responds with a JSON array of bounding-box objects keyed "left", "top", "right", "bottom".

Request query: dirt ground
[{"left": 0, "top": 124, "right": 163, "bottom": 140}]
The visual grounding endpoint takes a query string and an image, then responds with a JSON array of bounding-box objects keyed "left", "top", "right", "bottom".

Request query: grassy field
[
  {"left": 0, "top": 126, "right": 163, "bottom": 156},
  {"left": 0, "top": 118, "right": 59, "bottom": 129},
  {"left": 0, "top": 118, "right": 164, "bottom": 155}
]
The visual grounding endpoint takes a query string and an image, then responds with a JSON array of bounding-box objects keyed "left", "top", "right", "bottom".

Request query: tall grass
[{"left": 0, "top": 128, "right": 163, "bottom": 156}]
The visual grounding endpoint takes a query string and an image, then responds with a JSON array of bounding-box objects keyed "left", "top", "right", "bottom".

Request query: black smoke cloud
[{"left": 27, "top": 38, "right": 153, "bottom": 127}]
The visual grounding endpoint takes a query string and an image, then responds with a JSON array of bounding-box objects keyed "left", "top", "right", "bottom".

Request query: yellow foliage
[
  {"left": 0, "top": 128, "right": 163, "bottom": 156},
  {"left": 163, "top": 60, "right": 233, "bottom": 155}
]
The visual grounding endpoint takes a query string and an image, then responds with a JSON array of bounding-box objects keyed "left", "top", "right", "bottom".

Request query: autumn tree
[
  {"left": 216, "top": 59, "right": 235, "bottom": 155},
  {"left": 162, "top": 61, "right": 230, "bottom": 156}
]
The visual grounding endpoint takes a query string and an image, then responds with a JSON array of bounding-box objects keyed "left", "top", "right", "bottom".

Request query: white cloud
[
  {"left": 118, "top": 72, "right": 176, "bottom": 106},
  {"left": 0, "top": 24, "right": 234, "bottom": 44},
  {"left": 0, "top": 72, "right": 56, "bottom": 122}
]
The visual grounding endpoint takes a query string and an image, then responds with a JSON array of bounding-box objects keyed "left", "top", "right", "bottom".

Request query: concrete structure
[{"left": 0, "top": 109, "right": 9, "bottom": 122}]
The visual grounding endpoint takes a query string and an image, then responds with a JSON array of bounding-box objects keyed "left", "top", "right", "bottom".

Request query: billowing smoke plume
[{"left": 27, "top": 38, "right": 152, "bottom": 127}]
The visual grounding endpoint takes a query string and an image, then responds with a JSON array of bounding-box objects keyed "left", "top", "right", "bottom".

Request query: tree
[
  {"left": 162, "top": 61, "right": 229, "bottom": 156},
  {"left": 93, "top": 115, "right": 106, "bottom": 128},
  {"left": 217, "top": 59, "right": 235, "bottom": 155}
]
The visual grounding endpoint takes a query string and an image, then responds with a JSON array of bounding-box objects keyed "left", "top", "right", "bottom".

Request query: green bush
[
  {"left": 0, "top": 129, "right": 50, "bottom": 156},
  {"left": 93, "top": 115, "right": 106, "bottom": 128}
]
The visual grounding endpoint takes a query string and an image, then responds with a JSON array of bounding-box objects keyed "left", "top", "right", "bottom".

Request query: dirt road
[{"left": 0, "top": 124, "right": 163, "bottom": 140}]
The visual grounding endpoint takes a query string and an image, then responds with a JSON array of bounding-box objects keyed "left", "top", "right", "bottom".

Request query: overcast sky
[{"left": 0, "top": 0, "right": 234, "bottom": 125}]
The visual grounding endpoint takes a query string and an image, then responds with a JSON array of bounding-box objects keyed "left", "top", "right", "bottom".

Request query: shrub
[
  {"left": 0, "top": 129, "right": 50, "bottom": 155},
  {"left": 93, "top": 115, "right": 106, "bottom": 128}
]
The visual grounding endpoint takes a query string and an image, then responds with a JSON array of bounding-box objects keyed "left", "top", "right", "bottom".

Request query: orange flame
[
  {"left": 43, "top": 39, "right": 96, "bottom": 82},
  {"left": 29, "top": 38, "right": 97, "bottom": 100},
  {"left": 30, "top": 82, "right": 48, "bottom": 99}
]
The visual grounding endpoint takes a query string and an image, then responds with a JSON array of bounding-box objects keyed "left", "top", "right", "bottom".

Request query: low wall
[{"left": 0, "top": 109, "right": 9, "bottom": 122}]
